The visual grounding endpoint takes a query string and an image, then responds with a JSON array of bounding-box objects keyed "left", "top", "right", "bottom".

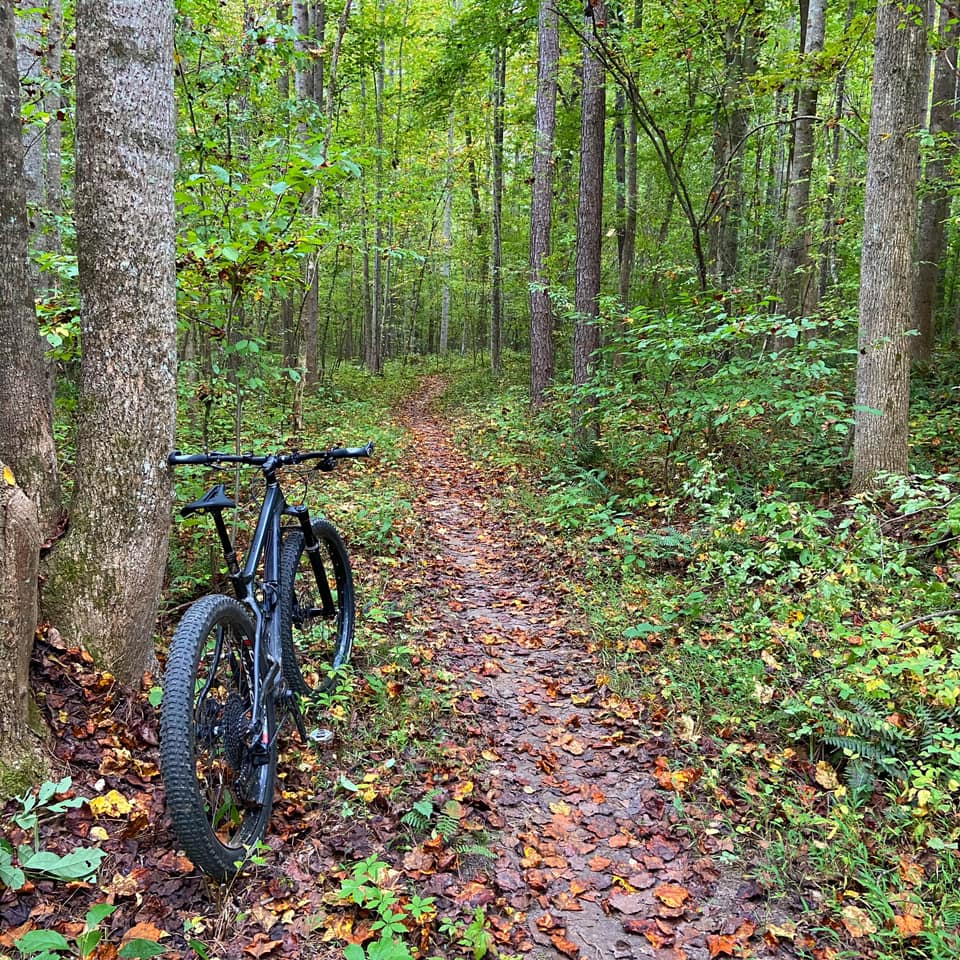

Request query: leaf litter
[{"left": 0, "top": 377, "right": 827, "bottom": 959}]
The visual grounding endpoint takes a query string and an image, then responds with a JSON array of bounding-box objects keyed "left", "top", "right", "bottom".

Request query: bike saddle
[{"left": 180, "top": 483, "right": 237, "bottom": 517}]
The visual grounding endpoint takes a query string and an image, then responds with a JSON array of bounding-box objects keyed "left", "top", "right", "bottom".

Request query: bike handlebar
[{"left": 168, "top": 441, "right": 374, "bottom": 469}]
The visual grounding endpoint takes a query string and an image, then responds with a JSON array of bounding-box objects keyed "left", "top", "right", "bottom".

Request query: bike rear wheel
[
  {"left": 160, "top": 594, "right": 277, "bottom": 880},
  {"left": 279, "top": 518, "right": 355, "bottom": 696}
]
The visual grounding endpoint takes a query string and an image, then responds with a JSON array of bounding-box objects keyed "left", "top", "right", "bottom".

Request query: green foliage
[
  {"left": 12, "top": 902, "right": 167, "bottom": 960},
  {"left": 1, "top": 779, "right": 105, "bottom": 890}
]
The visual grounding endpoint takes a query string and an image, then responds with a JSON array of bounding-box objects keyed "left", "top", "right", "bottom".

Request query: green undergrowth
[{"left": 439, "top": 313, "right": 960, "bottom": 959}]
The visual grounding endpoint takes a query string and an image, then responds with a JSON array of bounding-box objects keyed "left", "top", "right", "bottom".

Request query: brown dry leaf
[
  {"left": 654, "top": 883, "right": 690, "bottom": 909},
  {"left": 707, "top": 933, "right": 738, "bottom": 958},
  {"left": 898, "top": 856, "right": 924, "bottom": 886},
  {"left": 553, "top": 891, "right": 583, "bottom": 912},
  {"left": 0, "top": 922, "right": 33, "bottom": 949},
  {"left": 402, "top": 848, "right": 435, "bottom": 873},
  {"left": 893, "top": 913, "right": 924, "bottom": 938},
  {"left": 535, "top": 913, "right": 561, "bottom": 932},
  {"left": 558, "top": 734, "right": 586, "bottom": 756},
  {"left": 587, "top": 855, "right": 612, "bottom": 871},
  {"left": 840, "top": 905, "right": 878, "bottom": 938},
  {"left": 243, "top": 933, "right": 283, "bottom": 957},
  {"left": 765, "top": 920, "right": 798, "bottom": 941}
]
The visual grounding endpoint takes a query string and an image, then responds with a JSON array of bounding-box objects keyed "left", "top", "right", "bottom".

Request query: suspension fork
[{"left": 287, "top": 505, "right": 336, "bottom": 616}]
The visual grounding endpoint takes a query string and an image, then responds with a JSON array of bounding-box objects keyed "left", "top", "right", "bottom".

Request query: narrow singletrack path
[{"left": 394, "top": 379, "right": 788, "bottom": 960}]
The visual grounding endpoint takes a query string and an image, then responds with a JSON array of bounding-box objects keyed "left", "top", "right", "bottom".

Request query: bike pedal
[{"left": 308, "top": 727, "right": 334, "bottom": 747}]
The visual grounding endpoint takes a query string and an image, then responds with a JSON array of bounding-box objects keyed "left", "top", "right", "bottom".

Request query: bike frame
[
  {"left": 168, "top": 442, "right": 373, "bottom": 746},
  {"left": 208, "top": 467, "right": 321, "bottom": 736}
]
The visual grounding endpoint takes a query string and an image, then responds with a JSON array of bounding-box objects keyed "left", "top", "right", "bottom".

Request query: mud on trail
[{"left": 394, "top": 380, "right": 794, "bottom": 960}]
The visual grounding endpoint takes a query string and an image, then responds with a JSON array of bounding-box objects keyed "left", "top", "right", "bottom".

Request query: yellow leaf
[
  {"left": 841, "top": 904, "right": 877, "bottom": 938},
  {"left": 2, "top": 465, "right": 15, "bottom": 486},
  {"left": 815, "top": 761, "right": 839, "bottom": 790},
  {"left": 89, "top": 789, "right": 133, "bottom": 817},
  {"left": 549, "top": 800, "right": 572, "bottom": 816}
]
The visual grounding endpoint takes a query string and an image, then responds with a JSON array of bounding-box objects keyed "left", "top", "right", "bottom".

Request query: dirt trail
[{"left": 396, "top": 381, "right": 785, "bottom": 960}]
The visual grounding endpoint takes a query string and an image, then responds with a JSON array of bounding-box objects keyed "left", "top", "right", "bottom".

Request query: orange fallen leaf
[
  {"left": 120, "top": 922, "right": 167, "bottom": 945},
  {"left": 550, "top": 934, "right": 580, "bottom": 958},
  {"left": 893, "top": 913, "right": 924, "bottom": 938},
  {"left": 654, "top": 883, "right": 690, "bottom": 909},
  {"left": 587, "top": 855, "right": 612, "bottom": 871}
]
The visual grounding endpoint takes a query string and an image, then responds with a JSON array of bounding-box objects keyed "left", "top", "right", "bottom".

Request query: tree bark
[
  {"left": 573, "top": 5, "right": 606, "bottom": 439},
  {"left": 0, "top": 468, "right": 46, "bottom": 793},
  {"left": 490, "top": 43, "right": 506, "bottom": 377},
  {"left": 0, "top": 1, "right": 51, "bottom": 791},
  {"left": 0, "top": 0, "right": 59, "bottom": 535},
  {"left": 45, "top": 0, "right": 178, "bottom": 683},
  {"left": 530, "top": 0, "right": 559, "bottom": 405},
  {"left": 440, "top": 109, "right": 454, "bottom": 355},
  {"left": 851, "top": 0, "right": 926, "bottom": 492},
  {"left": 912, "top": 0, "right": 958, "bottom": 363},
  {"left": 776, "top": 0, "right": 827, "bottom": 318}
]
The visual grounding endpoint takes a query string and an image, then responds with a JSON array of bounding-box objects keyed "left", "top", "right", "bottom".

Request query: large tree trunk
[
  {"left": 573, "top": 5, "right": 606, "bottom": 438},
  {"left": 851, "top": 0, "right": 926, "bottom": 493},
  {"left": 0, "top": 1, "right": 52, "bottom": 791},
  {"left": 912, "top": 0, "right": 958, "bottom": 363},
  {"left": 530, "top": 0, "right": 559, "bottom": 405},
  {"left": 44, "top": 0, "right": 178, "bottom": 683}
]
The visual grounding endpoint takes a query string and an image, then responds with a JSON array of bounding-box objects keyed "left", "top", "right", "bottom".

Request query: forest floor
[{"left": 0, "top": 377, "right": 821, "bottom": 960}]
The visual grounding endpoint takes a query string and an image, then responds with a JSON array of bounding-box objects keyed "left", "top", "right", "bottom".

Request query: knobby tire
[{"left": 160, "top": 594, "right": 277, "bottom": 881}]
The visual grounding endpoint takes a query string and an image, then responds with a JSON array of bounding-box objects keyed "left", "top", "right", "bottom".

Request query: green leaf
[
  {"left": 119, "top": 939, "right": 170, "bottom": 958},
  {"left": 220, "top": 246, "right": 240, "bottom": 263},
  {"left": 77, "top": 928, "right": 101, "bottom": 958},
  {"left": 208, "top": 163, "right": 231, "bottom": 184},
  {"left": 269, "top": 181, "right": 289, "bottom": 195},
  {"left": 344, "top": 945, "right": 366, "bottom": 960},
  {"left": 85, "top": 903, "right": 117, "bottom": 928},
  {"left": 623, "top": 623, "right": 671, "bottom": 638},
  {"left": 339, "top": 775, "right": 359, "bottom": 792},
  {"left": 23, "top": 846, "right": 106, "bottom": 880},
  {"left": 14, "top": 930, "right": 71, "bottom": 954}
]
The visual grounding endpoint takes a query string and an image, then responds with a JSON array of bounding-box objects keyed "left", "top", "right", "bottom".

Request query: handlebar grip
[
  {"left": 330, "top": 442, "right": 375, "bottom": 459},
  {"left": 168, "top": 451, "right": 210, "bottom": 466}
]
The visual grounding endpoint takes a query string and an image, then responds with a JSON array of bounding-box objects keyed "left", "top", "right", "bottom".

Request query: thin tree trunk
[
  {"left": 440, "top": 109, "right": 454, "bottom": 355},
  {"left": 0, "top": 2, "right": 59, "bottom": 533},
  {"left": 776, "top": 0, "right": 827, "bottom": 318},
  {"left": 573, "top": 4, "right": 606, "bottom": 440},
  {"left": 530, "top": 0, "right": 559, "bottom": 404},
  {"left": 490, "top": 44, "right": 505, "bottom": 377},
  {"left": 852, "top": 0, "right": 926, "bottom": 492},
  {"left": 913, "top": 0, "right": 958, "bottom": 362}
]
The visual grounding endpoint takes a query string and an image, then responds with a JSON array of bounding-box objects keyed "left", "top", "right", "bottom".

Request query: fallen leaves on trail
[
  {"left": 653, "top": 883, "right": 690, "bottom": 909},
  {"left": 707, "top": 919, "right": 757, "bottom": 957},
  {"left": 840, "top": 904, "right": 878, "bottom": 938}
]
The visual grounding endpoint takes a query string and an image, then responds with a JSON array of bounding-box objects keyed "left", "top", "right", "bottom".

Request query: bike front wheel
[
  {"left": 280, "top": 518, "right": 355, "bottom": 696},
  {"left": 160, "top": 594, "right": 277, "bottom": 881}
]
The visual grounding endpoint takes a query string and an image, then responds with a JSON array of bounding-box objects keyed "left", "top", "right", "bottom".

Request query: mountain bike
[{"left": 160, "top": 442, "right": 373, "bottom": 880}]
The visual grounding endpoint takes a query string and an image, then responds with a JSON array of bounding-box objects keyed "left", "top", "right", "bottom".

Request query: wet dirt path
[{"left": 396, "top": 380, "right": 784, "bottom": 960}]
